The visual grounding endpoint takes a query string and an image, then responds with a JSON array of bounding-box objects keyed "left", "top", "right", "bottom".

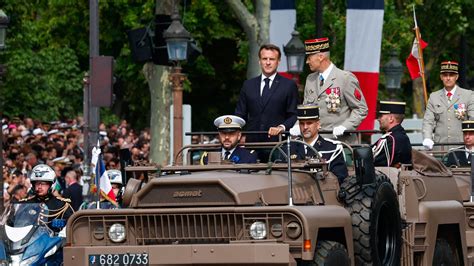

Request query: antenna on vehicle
[
  {"left": 287, "top": 134, "right": 294, "bottom": 206},
  {"left": 471, "top": 151, "right": 474, "bottom": 202}
]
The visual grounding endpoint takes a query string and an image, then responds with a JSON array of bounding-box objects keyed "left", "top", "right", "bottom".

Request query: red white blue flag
[
  {"left": 92, "top": 146, "right": 117, "bottom": 205},
  {"left": 344, "top": 0, "right": 384, "bottom": 131}
]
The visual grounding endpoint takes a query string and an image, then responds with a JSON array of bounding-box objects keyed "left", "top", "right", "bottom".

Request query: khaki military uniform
[
  {"left": 422, "top": 86, "right": 474, "bottom": 145},
  {"left": 303, "top": 66, "right": 368, "bottom": 143}
]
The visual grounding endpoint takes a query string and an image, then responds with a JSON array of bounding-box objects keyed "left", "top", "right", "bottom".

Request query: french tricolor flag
[
  {"left": 92, "top": 146, "right": 117, "bottom": 205},
  {"left": 344, "top": 0, "right": 384, "bottom": 131}
]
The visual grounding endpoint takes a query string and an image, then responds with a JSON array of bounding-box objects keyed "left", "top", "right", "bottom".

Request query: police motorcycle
[
  {"left": 0, "top": 202, "right": 66, "bottom": 265},
  {"left": 0, "top": 164, "right": 70, "bottom": 265}
]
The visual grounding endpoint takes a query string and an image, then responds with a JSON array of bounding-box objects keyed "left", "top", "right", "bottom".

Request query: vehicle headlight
[
  {"left": 44, "top": 245, "right": 58, "bottom": 258},
  {"left": 108, "top": 223, "right": 126, "bottom": 243},
  {"left": 249, "top": 221, "right": 266, "bottom": 240},
  {"left": 286, "top": 221, "right": 302, "bottom": 239},
  {"left": 270, "top": 223, "right": 283, "bottom": 238}
]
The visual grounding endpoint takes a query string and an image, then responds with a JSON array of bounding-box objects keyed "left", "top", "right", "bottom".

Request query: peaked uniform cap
[
  {"left": 304, "top": 37, "right": 330, "bottom": 55},
  {"left": 462, "top": 121, "right": 474, "bottom": 131},
  {"left": 378, "top": 100, "right": 406, "bottom": 115},
  {"left": 297, "top": 104, "right": 320, "bottom": 120},
  {"left": 440, "top": 61, "right": 458, "bottom": 74},
  {"left": 214, "top": 115, "right": 246, "bottom": 132}
]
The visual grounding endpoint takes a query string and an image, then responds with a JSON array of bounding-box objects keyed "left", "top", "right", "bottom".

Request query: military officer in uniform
[
  {"left": 201, "top": 115, "right": 257, "bottom": 164},
  {"left": 302, "top": 37, "right": 368, "bottom": 143},
  {"left": 372, "top": 101, "right": 412, "bottom": 167},
  {"left": 422, "top": 61, "right": 474, "bottom": 150},
  {"left": 23, "top": 164, "right": 73, "bottom": 232},
  {"left": 289, "top": 104, "right": 348, "bottom": 184},
  {"left": 446, "top": 120, "right": 474, "bottom": 167}
]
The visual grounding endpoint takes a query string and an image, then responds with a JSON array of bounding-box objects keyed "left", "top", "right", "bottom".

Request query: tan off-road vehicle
[{"left": 63, "top": 141, "right": 472, "bottom": 265}]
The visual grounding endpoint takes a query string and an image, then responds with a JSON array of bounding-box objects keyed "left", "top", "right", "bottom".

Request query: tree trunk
[
  {"left": 144, "top": 63, "right": 171, "bottom": 164},
  {"left": 146, "top": 0, "right": 174, "bottom": 165},
  {"left": 227, "top": 0, "right": 270, "bottom": 79}
]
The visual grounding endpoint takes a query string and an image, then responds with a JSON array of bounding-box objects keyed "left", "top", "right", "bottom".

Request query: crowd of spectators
[{"left": 1, "top": 115, "right": 151, "bottom": 207}]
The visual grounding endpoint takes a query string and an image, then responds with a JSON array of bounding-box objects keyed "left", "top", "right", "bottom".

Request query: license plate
[{"left": 89, "top": 253, "right": 149, "bottom": 266}]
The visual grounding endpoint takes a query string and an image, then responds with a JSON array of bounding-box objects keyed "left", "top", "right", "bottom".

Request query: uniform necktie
[
  {"left": 262, "top": 78, "right": 270, "bottom": 98},
  {"left": 319, "top": 75, "right": 324, "bottom": 87},
  {"left": 447, "top": 91, "right": 452, "bottom": 101},
  {"left": 224, "top": 151, "right": 230, "bottom": 160}
]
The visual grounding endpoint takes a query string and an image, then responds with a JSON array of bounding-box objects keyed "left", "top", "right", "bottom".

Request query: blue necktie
[{"left": 319, "top": 75, "right": 324, "bottom": 87}]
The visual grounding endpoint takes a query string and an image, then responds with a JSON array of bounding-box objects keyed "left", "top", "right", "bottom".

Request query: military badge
[
  {"left": 454, "top": 103, "right": 466, "bottom": 120},
  {"left": 354, "top": 89, "right": 362, "bottom": 101},
  {"left": 325, "top": 87, "right": 341, "bottom": 112}
]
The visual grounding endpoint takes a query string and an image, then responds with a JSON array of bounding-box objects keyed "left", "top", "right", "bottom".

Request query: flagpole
[
  {"left": 95, "top": 139, "right": 101, "bottom": 209},
  {"left": 413, "top": 6, "right": 428, "bottom": 105}
]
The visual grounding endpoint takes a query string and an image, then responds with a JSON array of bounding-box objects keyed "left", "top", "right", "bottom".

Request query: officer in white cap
[{"left": 201, "top": 115, "right": 257, "bottom": 164}]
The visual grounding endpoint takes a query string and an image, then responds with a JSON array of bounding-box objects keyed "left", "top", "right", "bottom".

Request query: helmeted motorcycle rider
[{"left": 22, "top": 164, "right": 73, "bottom": 232}]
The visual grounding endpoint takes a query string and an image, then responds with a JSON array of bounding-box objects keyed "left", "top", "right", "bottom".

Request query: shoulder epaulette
[
  {"left": 56, "top": 196, "right": 72, "bottom": 203},
  {"left": 449, "top": 146, "right": 465, "bottom": 151},
  {"left": 19, "top": 195, "right": 35, "bottom": 202}
]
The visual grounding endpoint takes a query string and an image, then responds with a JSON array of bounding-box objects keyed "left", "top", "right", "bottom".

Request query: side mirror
[{"left": 353, "top": 147, "right": 375, "bottom": 185}]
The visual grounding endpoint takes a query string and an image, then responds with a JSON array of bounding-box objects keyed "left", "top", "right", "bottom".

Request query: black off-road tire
[
  {"left": 432, "top": 238, "right": 460, "bottom": 266},
  {"left": 313, "top": 240, "right": 350, "bottom": 266},
  {"left": 341, "top": 175, "right": 402, "bottom": 265}
]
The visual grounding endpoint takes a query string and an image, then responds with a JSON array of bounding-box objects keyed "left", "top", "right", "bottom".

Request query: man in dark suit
[
  {"left": 235, "top": 44, "right": 299, "bottom": 144},
  {"left": 446, "top": 120, "right": 474, "bottom": 167},
  {"left": 289, "top": 104, "right": 348, "bottom": 184},
  {"left": 63, "top": 170, "right": 83, "bottom": 211},
  {"left": 372, "top": 101, "right": 412, "bottom": 167},
  {"left": 201, "top": 115, "right": 257, "bottom": 164}
]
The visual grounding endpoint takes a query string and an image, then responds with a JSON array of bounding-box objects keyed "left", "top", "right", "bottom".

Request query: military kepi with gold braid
[
  {"left": 462, "top": 121, "right": 474, "bottom": 131},
  {"left": 297, "top": 104, "right": 319, "bottom": 120},
  {"left": 378, "top": 100, "right": 406, "bottom": 115},
  {"left": 304, "top": 37, "right": 330, "bottom": 55},
  {"left": 440, "top": 61, "right": 458, "bottom": 74}
]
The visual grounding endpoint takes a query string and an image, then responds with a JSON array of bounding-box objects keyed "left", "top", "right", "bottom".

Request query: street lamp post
[
  {"left": 163, "top": 9, "right": 191, "bottom": 164},
  {"left": 283, "top": 30, "right": 305, "bottom": 89},
  {"left": 383, "top": 50, "right": 403, "bottom": 97},
  {"left": 0, "top": 9, "right": 9, "bottom": 213}
]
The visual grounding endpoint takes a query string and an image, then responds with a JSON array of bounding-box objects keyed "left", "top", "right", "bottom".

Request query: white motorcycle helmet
[
  {"left": 30, "top": 164, "right": 56, "bottom": 183},
  {"left": 107, "top": 170, "right": 122, "bottom": 186}
]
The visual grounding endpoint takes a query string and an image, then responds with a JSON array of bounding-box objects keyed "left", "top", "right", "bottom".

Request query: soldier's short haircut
[
  {"left": 392, "top": 113, "right": 405, "bottom": 123},
  {"left": 259, "top": 44, "right": 281, "bottom": 59}
]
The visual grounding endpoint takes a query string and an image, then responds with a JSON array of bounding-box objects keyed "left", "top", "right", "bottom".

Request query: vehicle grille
[{"left": 70, "top": 212, "right": 302, "bottom": 246}]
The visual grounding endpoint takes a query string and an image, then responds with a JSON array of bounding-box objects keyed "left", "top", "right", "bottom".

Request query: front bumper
[{"left": 64, "top": 243, "right": 296, "bottom": 265}]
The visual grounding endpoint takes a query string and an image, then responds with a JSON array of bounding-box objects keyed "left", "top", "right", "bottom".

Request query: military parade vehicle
[{"left": 63, "top": 140, "right": 472, "bottom": 265}]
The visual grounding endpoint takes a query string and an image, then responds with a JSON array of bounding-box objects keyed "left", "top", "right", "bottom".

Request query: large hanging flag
[
  {"left": 91, "top": 145, "right": 117, "bottom": 205},
  {"left": 344, "top": 0, "right": 384, "bottom": 131}
]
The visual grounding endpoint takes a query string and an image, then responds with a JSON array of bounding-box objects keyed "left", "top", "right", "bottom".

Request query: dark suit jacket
[
  {"left": 201, "top": 146, "right": 258, "bottom": 164},
  {"left": 446, "top": 148, "right": 472, "bottom": 167},
  {"left": 229, "top": 146, "right": 258, "bottom": 163},
  {"left": 63, "top": 182, "right": 83, "bottom": 211},
  {"left": 235, "top": 73, "right": 298, "bottom": 142},
  {"left": 290, "top": 136, "right": 348, "bottom": 183},
  {"left": 373, "top": 124, "right": 412, "bottom": 167}
]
